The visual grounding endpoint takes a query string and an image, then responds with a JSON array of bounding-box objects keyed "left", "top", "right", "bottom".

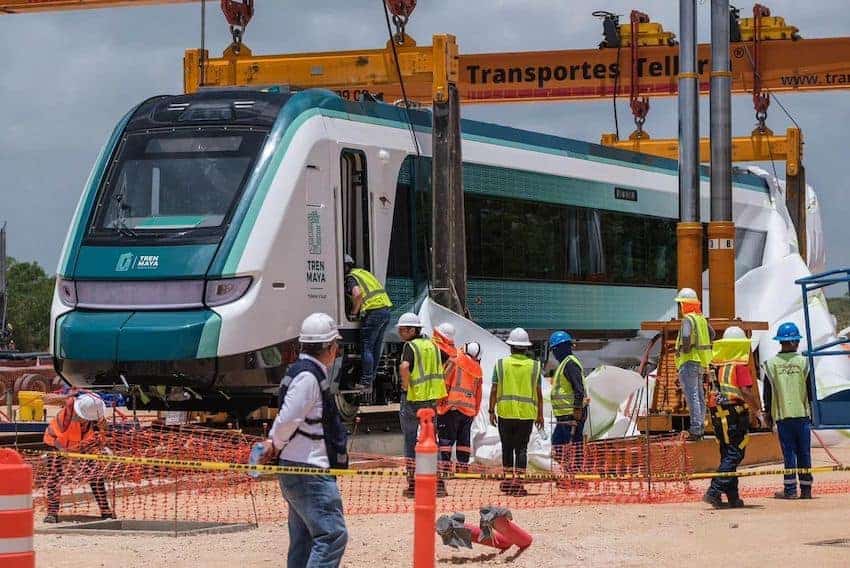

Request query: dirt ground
[{"left": 35, "top": 448, "right": 850, "bottom": 568}]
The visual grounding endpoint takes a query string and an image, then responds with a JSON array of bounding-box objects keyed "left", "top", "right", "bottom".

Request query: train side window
[{"left": 340, "top": 149, "right": 370, "bottom": 270}]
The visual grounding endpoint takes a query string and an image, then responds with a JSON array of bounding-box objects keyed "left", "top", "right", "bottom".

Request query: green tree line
[{"left": 3, "top": 258, "right": 54, "bottom": 352}]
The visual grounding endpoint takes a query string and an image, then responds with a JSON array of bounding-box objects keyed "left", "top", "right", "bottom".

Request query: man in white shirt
[{"left": 259, "top": 313, "right": 348, "bottom": 567}]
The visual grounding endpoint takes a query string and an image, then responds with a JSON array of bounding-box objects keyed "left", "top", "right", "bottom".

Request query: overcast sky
[{"left": 1, "top": 1, "right": 848, "bottom": 273}]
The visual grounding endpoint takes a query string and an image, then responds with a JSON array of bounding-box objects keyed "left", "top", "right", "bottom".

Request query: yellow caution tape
[{"left": 57, "top": 452, "right": 849, "bottom": 482}]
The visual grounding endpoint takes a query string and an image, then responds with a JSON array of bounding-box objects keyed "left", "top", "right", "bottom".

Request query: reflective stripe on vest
[
  {"left": 495, "top": 355, "right": 540, "bottom": 420},
  {"left": 715, "top": 363, "right": 746, "bottom": 404},
  {"left": 766, "top": 353, "right": 810, "bottom": 421},
  {"left": 675, "top": 313, "right": 713, "bottom": 369},
  {"left": 551, "top": 355, "right": 585, "bottom": 415},
  {"left": 349, "top": 269, "right": 393, "bottom": 312},
  {"left": 407, "top": 338, "right": 447, "bottom": 402},
  {"left": 43, "top": 407, "right": 95, "bottom": 451},
  {"left": 438, "top": 353, "right": 482, "bottom": 417}
]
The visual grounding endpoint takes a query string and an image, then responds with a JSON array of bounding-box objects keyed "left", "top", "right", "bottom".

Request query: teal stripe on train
[
  {"left": 56, "top": 309, "right": 221, "bottom": 361},
  {"left": 58, "top": 107, "right": 138, "bottom": 277}
]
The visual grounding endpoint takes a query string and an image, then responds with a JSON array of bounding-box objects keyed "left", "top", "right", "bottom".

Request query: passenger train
[{"left": 50, "top": 87, "right": 774, "bottom": 418}]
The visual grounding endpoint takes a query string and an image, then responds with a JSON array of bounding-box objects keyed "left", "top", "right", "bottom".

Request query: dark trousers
[
  {"left": 498, "top": 418, "right": 533, "bottom": 471},
  {"left": 777, "top": 417, "right": 813, "bottom": 495},
  {"left": 437, "top": 409, "right": 473, "bottom": 465},
  {"left": 359, "top": 308, "right": 391, "bottom": 386},
  {"left": 552, "top": 410, "right": 586, "bottom": 472},
  {"left": 45, "top": 453, "right": 111, "bottom": 516},
  {"left": 707, "top": 405, "right": 749, "bottom": 498}
]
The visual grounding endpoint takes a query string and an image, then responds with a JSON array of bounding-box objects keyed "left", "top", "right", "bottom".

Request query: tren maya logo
[{"left": 115, "top": 252, "right": 159, "bottom": 272}]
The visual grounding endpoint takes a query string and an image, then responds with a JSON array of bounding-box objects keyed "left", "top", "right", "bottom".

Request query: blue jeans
[
  {"left": 400, "top": 397, "right": 437, "bottom": 461},
  {"left": 552, "top": 411, "right": 586, "bottom": 473},
  {"left": 359, "top": 308, "right": 391, "bottom": 386},
  {"left": 278, "top": 461, "right": 348, "bottom": 568},
  {"left": 777, "top": 417, "right": 813, "bottom": 495},
  {"left": 678, "top": 361, "right": 706, "bottom": 436}
]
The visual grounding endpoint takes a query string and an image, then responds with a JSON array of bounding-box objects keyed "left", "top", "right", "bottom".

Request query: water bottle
[{"left": 248, "top": 442, "right": 266, "bottom": 479}]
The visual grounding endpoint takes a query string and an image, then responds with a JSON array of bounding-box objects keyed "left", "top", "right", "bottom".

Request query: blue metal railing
[{"left": 795, "top": 268, "right": 850, "bottom": 428}]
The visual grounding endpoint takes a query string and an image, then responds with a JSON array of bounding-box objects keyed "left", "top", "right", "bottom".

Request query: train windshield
[{"left": 86, "top": 127, "right": 266, "bottom": 243}]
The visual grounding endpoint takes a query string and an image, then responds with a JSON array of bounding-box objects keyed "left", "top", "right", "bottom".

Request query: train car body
[{"left": 50, "top": 88, "right": 773, "bottom": 414}]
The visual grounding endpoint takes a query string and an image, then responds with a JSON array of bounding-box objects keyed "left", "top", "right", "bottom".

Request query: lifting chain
[
  {"left": 629, "top": 10, "right": 650, "bottom": 137},
  {"left": 752, "top": 3, "right": 771, "bottom": 132},
  {"left": 385, "top": 0, "right": 416, "bottom": 44},
  {"left": 221, "top": 0, "right": 254, "bottom": 54}
]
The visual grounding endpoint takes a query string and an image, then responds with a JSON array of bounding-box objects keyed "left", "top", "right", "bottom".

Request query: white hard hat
[
  {"left": 343, "top": 254, "right": 355, "bottom": 266},
  {"left": 674, "top": 287, "right": 699, "bottom": 304},
  {"left": 396, "top": 312, "right": 423, "bottom": 328},
  {"left": 506, "top": 327, "right": 532, "bottom": 347},
  {"left": 73, "top": 393, "right": 106, "bottom": 422},
  {"left": 436, "top": 322, "right": 456, "bottom": 341},
  {"left": 723, "top": 326, "right": 747, "bottom": 340},
  {"left": 299, "top": 313, "right": 342, "bottom": 343},
  {"left": 464, "top": 341, "right": 482, "bottom": 360}
]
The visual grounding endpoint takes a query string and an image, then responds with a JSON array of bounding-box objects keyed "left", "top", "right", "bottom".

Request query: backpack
[{"left": 279, "top": 358, "right": 349, "bottom": 469}]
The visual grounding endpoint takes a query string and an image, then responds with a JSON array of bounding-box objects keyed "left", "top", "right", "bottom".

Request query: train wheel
[
  {"left": 18, "top": 373, "right": 51, "bottom": 393},
  {"left": 335, "top": 393, "right": 360, "bottom": 423}
]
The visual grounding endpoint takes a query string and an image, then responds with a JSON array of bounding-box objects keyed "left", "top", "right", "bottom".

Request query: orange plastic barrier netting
[{"left": 23, "top": 426, "right": 699, "bottom": 523}]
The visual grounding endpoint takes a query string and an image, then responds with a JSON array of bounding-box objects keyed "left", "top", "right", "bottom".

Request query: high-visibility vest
[
  {"left": 495, "top": 354, "right": 541, "bottom": 420},
  {"left": 349, "top": 269, "right": 393, "bottom": 313},
  {"left": 675, "top": 313, "right": 713, "bottom": 369},
  {"left": 551, "top": 355, "right": 585, "bottom": 415},
  {"left": 710, "top": 338, "right": 752, "bottom": 405},
  {"left": 765, "top": 353, "right": 810, "bottom": 421},
  {"left": 438, "top": 352, "right": 483, "bottom": 417},
  {"left": 406, "top": 337, "right": 447, "bottom": 402},
  {"left": 43, "top": 405, "right": 96, "bottom": 451}
]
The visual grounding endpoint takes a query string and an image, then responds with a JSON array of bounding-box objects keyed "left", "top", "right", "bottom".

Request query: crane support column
[
  {"left": 709, "top": 0, "right": 735, "bottom": 319},
  {"left": 430, "top": 35, "right": 466, "bottom": 314},
  {"left": 677, "top": 0, "right": 702, "bottom": 299}
]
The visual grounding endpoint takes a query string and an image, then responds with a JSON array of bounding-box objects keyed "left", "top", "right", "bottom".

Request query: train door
[{"left": 339, "top": 149, "right": 370, "bottom": 322}]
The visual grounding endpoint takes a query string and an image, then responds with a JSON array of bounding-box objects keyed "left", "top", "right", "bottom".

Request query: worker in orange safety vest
[
  {"left": 437, "top": 341, "right": 483, "bottom": 472},
  {"left": 42, "top": 392, "right": 114, "bottom": 523}
]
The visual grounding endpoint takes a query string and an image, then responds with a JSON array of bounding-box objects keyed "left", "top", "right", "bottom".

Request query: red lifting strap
[
  {"left": 386, "top": 0, "right": 416, "bottom": 19},
  {"left": 221, "top": 0, "right": 254, "bottom": 28}
]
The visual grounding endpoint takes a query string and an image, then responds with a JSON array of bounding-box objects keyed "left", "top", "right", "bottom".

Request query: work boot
[
  {"left": 687, "top": 433, "right": 704, "bottom": 442},
  {"left": 499, "top": 480, "right": 513, "bottom": 494},
  {"left": 402, "top": 480, "right": 415, "bottom": 498},
  {"left": 101, "top": 511, "right": 116, "bottom": 520},
  {"left": 43, "top": 514, "right": 59, "bottom": 524},
  {"left": 727, "top": 496, "right": 745, "bottom": 508},
  {"left": 702, "top": 491, "right": 724, "bottom": 509},
  {"left": 800, "top": 486, "right": 813, "bottom": 500},
  {"left": 506, "top": 483, "right": 528, "bottom": 497},
  {"left": 437, "top": 480, "right": 449, "bottom": 498},
  {"left": 773, "top": 491, "right": 797, "bottom": 500}
]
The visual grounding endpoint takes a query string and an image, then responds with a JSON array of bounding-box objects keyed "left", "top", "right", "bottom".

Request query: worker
[
  {"left": 437, "top": 341, "right": 484, "bottom": 472},
  {"left": 258, "top": 313, "right": 349, "bottom": 567},
  {"left": 763, "top": 322, "right": 813, "bottom": 500},
  {"left": 488, "top": 328, "right": 544, "bottom": 496},
  {"left": 548, "top": 330, "right": 587, "bottom": 476},
  {"left": 42, "top": 392, "right": 114, "bottom": 523},
  {"left": 344, "top": 254, "right": 393, "bottom": 392},
  {"left": 397, "top": 312, "right": 448, "bottom": 497},
  {"left": 702, "top": 326, "right": 764, "bottom": 509},
  {"left": 674, "top": 287, "right": 715, "bottom": 441}
]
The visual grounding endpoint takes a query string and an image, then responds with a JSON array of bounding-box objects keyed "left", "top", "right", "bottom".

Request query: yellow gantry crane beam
[{"left": 0, "top": 0, "right": 197, "bottom": 13}]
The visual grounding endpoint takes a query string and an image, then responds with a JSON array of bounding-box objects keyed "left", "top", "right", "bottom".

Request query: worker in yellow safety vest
[
  {"left": 702, "top": 326, "right": 763, "bottom": 509},
  {"left": 548, "top": 330, "right": 588, "bottom": 476},
  {"left": 488, "top": 327, "right": 544, "bottom": 496},
  {"left": 397, "top": 312, "right": 448, "bottom": 497},
  {"left": 674, "top": 287, "right": 715, "bottom": 441},
  {"left": 764, "top": 322, "right": 813, "bottom": 500},
  {"left": 344, "top": 254, "right": 393, "bottom": 392}
]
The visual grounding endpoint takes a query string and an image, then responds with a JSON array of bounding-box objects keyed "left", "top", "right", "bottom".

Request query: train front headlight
[
  {"left": 204, "top": 277, "right": 252, "bottom": 307},
  {"left": 57, "top": 278, "right": 77, "bottom": 307}
]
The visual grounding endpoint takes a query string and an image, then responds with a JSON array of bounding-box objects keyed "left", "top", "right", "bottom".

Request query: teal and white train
[{"left": 50, "top": 88, "right": 773, "bottom": 415}]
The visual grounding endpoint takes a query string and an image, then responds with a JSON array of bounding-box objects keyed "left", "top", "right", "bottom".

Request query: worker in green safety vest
[
  {"left": 674, "top": 287, "right": 715, "bottom": 441},
  {"left": 488, "top": 327, "right": 544, "bottom": 496},
  {"left": 764, "top": 322, "right": 813, "bottom": 500},
  {"left": 344, "top": 254, "right": 393, "bottom": 392},
  {"left": 397, "top": 312, "right": 448, "bottom": 498}
]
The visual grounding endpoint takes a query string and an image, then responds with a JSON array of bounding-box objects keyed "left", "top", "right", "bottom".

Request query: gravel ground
[{"left": 35, "top": 448, "right": 850, "bottom": 567}]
